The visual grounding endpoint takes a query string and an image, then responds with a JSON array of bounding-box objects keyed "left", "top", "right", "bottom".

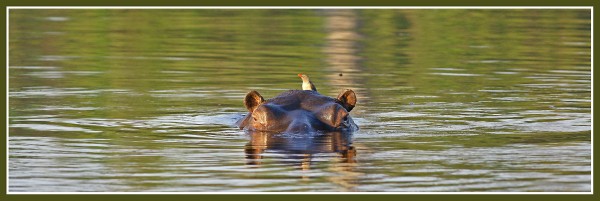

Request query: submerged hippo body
[{"left": 236, "top": 89, "right": 358, "bottom": 133}]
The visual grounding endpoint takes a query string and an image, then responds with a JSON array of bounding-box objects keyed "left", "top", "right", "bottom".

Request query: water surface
[{"left": 8, "top": 9, "right": 591, "bottom": 192}]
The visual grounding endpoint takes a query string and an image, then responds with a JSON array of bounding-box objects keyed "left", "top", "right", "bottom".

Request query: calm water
[{"left": 8, "top": 9, "right": 591, "bottom": 192}]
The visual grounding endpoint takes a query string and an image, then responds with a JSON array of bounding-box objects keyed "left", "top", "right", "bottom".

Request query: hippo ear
[
  {"left": 244, "top": 90, "right": 265, "bottom": 112},
  {"left": 336, "top": 89, "right": 357, "bottom": 112}
]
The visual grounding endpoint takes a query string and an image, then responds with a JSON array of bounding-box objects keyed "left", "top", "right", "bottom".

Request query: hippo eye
[{"left": 343, "top": 116, "right": 348, "bottom": 122}]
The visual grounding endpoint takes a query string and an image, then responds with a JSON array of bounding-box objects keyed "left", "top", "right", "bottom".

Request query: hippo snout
[{"left": 285, "top": 121, "right": 315, "bottom": 133}]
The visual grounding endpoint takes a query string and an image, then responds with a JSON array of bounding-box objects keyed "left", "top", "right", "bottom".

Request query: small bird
[{"left": 298, "top": 73, "right": 317, "bottom": 92}]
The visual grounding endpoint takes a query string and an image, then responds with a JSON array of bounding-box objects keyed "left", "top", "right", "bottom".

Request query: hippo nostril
[{"left": 286, "top": 121, "right": 314, "bottom": 133}]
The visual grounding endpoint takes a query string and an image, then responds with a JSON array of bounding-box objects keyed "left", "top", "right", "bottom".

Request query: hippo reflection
[
  {"left": 236, "top": 89, "right": 358, "bottom": 133},
  {"left": 244, "top": 131, "right": 357, "bottom": 167}
]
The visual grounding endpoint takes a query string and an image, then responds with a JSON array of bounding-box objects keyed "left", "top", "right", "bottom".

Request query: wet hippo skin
[{"left": 236, "top": 89, "right": 358, "bottom": 133}]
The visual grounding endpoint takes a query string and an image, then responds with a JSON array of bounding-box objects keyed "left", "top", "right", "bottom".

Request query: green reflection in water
[{"left": 8, "top": 9, "right": 591, "bottom": 192}]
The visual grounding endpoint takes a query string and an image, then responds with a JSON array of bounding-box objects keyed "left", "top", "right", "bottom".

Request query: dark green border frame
[
  {"left": 1, "top": 0, "right": 597, "bottom": 201},
  {"left": 0, "top": 0, "right": 598, "bottom": 6}
]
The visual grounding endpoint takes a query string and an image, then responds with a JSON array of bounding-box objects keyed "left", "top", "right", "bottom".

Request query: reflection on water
[
  {"left": 8, "top": 9, "right": 591, "bottom": 192},
  {"left": 245, "top": 131, "right": 356, "bottom": 166},
  {"left": 244, "top": 131, "right": 359, "bottom": 190}
]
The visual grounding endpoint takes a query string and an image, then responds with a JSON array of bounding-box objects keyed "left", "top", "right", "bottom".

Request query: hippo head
[{"left": 236, "top": 89, "right": 358, "bottom": 133}]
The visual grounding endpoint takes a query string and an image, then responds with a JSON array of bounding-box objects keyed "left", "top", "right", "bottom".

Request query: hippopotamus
[{"left": 236, "top": 89, "right": 358, "bottom": 133}]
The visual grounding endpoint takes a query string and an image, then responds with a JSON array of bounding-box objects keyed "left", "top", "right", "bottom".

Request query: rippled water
[{"left": 8, "top": 9, "right": 591, "bottom": 192}]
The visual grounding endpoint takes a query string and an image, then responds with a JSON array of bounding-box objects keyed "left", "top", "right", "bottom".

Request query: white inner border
[{"left": 5, "top": 6, "right": 594, "bottom": 195}]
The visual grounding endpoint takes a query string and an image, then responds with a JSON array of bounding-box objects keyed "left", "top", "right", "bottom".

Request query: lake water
[{"left": 8, "top": 9, "right": 592, "bottom": 192}]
